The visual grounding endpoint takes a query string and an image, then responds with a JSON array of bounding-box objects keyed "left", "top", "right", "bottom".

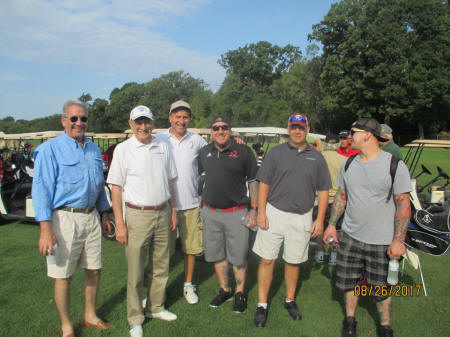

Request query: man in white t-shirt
[
  {"left": 155, "top": 100, "right": 207, "bottom": 305},
  {"left": 107, "top": 105, "right": 178, "bottom": 337}
]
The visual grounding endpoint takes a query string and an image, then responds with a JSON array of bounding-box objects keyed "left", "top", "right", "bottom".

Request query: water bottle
[
  {"left": 241, "top": 216, "right": 257, "bottom": 231},
  {"left": 327, "top": 236, "right": 338, "bottom": 249},
  {"left": 46, "top": 243, "right": 59, "bottom": 265},
  {"left": 387, "top": 258, "right": 399, "bottom": 285}
]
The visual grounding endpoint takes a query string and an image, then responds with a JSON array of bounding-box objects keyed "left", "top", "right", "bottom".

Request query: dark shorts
[{"left": 336, "top": 231, "right": 390, "bottom": 292}]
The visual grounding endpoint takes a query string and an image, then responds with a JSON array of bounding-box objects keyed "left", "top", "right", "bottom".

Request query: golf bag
[{"left": 405, "top": 209, "right": 450, "bottom": 256}]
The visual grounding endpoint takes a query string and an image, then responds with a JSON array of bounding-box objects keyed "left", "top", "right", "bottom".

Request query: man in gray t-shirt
[{"left": 324, "top": 118, "right": 412, "bottom": 337}]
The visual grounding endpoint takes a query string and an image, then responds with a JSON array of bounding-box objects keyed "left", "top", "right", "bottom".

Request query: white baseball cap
[{"left": 130, "top": 105, "right": 154, "bottom": 120}]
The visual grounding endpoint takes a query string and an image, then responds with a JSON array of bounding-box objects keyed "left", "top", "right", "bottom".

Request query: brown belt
[
  {"left": 126, "top": 202, "right": 167, "bottom": 211},
  {"left": 57, "top": 206, "right": 95, "bottom": 214}
]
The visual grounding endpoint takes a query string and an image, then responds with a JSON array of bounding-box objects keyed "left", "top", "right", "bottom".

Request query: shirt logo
[
  {"left": 305, "top": 157, "right": 316, "bottom": 161},
  {"left": 228, "top": 150, "right": 238, "bottom": 159}
]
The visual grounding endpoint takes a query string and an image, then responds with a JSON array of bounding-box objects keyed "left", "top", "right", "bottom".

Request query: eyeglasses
[
  {"left": 211, "top": 125, "right": 230, "bottom": 131},
  {"left": 289, "top": 115, "right": 307, "bottom": 123},
  {"left": 68, "top": 116, "right": 88, "bottom": 123}
]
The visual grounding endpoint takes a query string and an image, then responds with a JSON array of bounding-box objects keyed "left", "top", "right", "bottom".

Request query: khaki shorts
[
  {"left": 169, "top": 207, "right": 203, "bottom": 255},
  {"left": 47, "top": 209, "right": 102, "bottom": 278},
  {"left": 253, "top": 203, "right": 312, "bottom": 264}
]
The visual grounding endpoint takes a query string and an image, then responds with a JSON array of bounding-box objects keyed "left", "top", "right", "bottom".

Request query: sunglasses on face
[
  {"left": 350, "top": 129, "right": 365, "bottom": 136},
  {"left": 211, "top": 125, "right": 230, "bottom": 131},
  {"left": 289, "top": 115, "right": 307, "bottom": 123},
  {"left": 68, "top": 115, "right": 88, "bottom": 123}
]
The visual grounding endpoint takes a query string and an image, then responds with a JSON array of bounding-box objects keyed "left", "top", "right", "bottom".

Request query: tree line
[{"left": 1, "top": 0, "right": 448, "bottom": 139}]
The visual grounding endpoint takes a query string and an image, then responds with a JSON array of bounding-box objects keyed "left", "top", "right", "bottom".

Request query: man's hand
[
  {"left": 323, "top": 225, "right": 339, "bottom": 246},
  {"left": 256, "top": 211, "right": 269, "bottom": 230},
  {"left": 38, "top": 221, "right": 57, "bottom": 255},
  {"left": 246, "top": 208, "right": 257, "bottom": 229},
  {"left": 101, "top": 212, "right": 112, "bottom": 236},
  {"left": 115, "top": 220, "right": 128, "bottom": 245},
  {"left": 387, "top": 238, "right": 406, "bottom": 259},
  {"left": 234, "top": 136, "right": 245, "bottom": 145},
  {"left": 170, "top": 209, "right": 178, "bottom": 231},
  {"left": 310, "top": 219, "right": 324, "bottom": 238}
]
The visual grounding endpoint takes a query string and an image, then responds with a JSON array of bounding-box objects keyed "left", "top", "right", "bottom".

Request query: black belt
[{"left": 57, "top": 206, "right": 96, "bottom": 214}]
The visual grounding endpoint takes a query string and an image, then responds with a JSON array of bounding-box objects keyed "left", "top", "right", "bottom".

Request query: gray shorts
[{"left": 201, "top": 206, "right": 249, "bottom": 266}]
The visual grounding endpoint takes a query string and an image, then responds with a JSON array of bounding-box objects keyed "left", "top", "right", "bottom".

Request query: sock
[
  {"left": 285, "top": 299, "right": 294, "bottom": 303},
  {"left": 257, "top": 302, "right": 268, "bottom": 309},
  {"left": 184, "top": 282, "right": 192, "bottom": 287}
]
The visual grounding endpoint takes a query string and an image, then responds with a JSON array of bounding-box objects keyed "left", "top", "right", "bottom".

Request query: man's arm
[
  {"left": 256, "top": 181, "right": 270, "bottom": 230},
  {"left": 387, "top": 193, "right": 411, "bottom": 258},
  {"left": 323, "top": 186, "right": 347, "bottom": 244},
  {"left": 111, "top": 184, "right": 128, "bottom": 245},
  {"left": 168, "top": 179, "right": 178, "bottom": 231},
  {"left": 311, "top": 190, "right": 328, "bottom": 238},
  {"left": 246, "top": 180, "right": 258, "bottom": 228}
]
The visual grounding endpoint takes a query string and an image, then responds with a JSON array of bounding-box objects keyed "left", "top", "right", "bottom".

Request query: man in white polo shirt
[
  {"left": 107, "top": 105, "right": 178, "bottom": 337},
  {"left": 155, "top": 100, "right": 207, "bottom": 305}
]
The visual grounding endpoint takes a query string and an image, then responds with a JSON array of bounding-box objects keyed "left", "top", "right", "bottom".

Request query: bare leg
[
  {"left": 184, "top": 254, "right": 195, "bottom": 283},
  {"left": 232, "top": 264, "right": 247, "bottom": 293},
  {"left": 345, "top": 290, "right": 359, "bottom": 317},
  {"left": 54, "top": 278, "right": 73, "bottom": 336},
  {"left": 285, "top": 262, "right": 300, "bottom": 301},
  {"left": 214, "top": 260, "right": 230, "bottom": 291},
  {"left": 257, "top": 259, "right": 275, "bottom": 303},
  {"left": 376, "top": 297, "right": 392, "bottom": 326},
  {"left": 84, "top": 269, "right": 100, "bottom": 322}
]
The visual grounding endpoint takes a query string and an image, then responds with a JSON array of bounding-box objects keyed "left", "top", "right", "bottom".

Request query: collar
[
  {"left": 207, "top": 139, "right": 237, "bottom": 153},
  {"left": 166, "top": 128, "right": 192, "bottom": 141},
  {"left": 286, "top": 141, "right": 313, "bottom": 153},
  {"left": 130, "top": 134, "right": 158, "bottom": 148},
  {"left": 62, "top": 131, "right": 90, "bottom": 148}
]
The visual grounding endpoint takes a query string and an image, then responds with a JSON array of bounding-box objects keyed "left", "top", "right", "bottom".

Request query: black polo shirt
[
  {"left": 256, "top": 142, "right": 331, "bottom": 214},
  {"left": 198, "top": 140, "right": 257, "bottom": 209}
]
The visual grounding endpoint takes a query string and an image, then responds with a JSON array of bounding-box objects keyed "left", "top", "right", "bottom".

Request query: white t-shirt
[
  {"left": 106, "top": 135, "right": 177, "bottom": 206},
  {"left": 156, "top": 130, "right": 207, "bottom": 210}
]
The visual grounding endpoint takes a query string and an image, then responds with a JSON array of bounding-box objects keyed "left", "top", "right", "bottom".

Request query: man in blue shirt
[{"left": 32, "top": 99, "right": 113, "bottom": 337}]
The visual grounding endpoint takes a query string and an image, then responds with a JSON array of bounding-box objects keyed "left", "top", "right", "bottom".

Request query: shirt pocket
[{"left": 59, "top": 158, "right": 83, "bottom": 183}]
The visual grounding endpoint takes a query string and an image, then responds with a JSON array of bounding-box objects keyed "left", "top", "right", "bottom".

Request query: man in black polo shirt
[
  {"left": 198, "top": 115, "right": 258, "bottom": 314},
  {"left": 253, "top": 113, "right": 331, "bottom": 327}
]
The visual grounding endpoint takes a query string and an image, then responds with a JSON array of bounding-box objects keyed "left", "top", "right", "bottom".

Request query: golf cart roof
[{"left": 405, "top": 139, "right": 450, "bottom": 148}]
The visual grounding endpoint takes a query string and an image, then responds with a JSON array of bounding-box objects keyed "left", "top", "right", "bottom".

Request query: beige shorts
[
  {"left": 169, "top": 207, "right": 203, "bottom": 255},
  {"left": 47, "top": 209, "right": 102, "bottom": 278},
  {"left": 252, "top": 203, "right": 313, "bottom": 264}
]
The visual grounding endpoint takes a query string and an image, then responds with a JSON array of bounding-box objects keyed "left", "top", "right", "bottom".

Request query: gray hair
[
  {"left": 62, "top": 99, "right": 88, "bottom": 116},
  {"left": 323, "top": 142, "right": 340, "bottom": 151}
]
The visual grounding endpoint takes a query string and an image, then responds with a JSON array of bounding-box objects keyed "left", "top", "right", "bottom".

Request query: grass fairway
[{"left": 1, "top": 221, "right": 449, "bottom": 337}]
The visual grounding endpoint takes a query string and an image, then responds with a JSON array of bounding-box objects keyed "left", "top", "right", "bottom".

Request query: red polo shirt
[{"left": 337, "top": 145, "right": 360, "bottom": 157}]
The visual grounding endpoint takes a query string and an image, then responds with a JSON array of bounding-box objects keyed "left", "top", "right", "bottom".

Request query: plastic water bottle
[
  {"left": 327, "top": 236, "right": 338, "bottom": 249},
  {"left": 241, "top": 216, "right": 257, "bottom": 231},
  {"left": 387, "top": 258, "right": 399, "bottom": 285},
  {"left": 46, "top": 243, "right": 59, "bottom": 265}
]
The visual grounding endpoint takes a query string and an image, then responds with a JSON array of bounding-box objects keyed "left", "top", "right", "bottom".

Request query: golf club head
[{"left": 437, "top": 166, "right": 449, "bottom": 180}]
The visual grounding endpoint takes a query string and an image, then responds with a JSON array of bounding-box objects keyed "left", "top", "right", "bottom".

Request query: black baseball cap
[{"left": 351, "top": 118, "right": 388, "bottom": 142}]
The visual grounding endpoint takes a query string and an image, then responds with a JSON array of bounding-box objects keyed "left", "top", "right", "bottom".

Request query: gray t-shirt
[
  {"left": 257, "top": 142, "right": 331, "bottom": 214},
  {"left": 338, "top": 151, "right": 412, "bottom": 245}
]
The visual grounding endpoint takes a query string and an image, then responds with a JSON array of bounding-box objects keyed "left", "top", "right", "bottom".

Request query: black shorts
[{"left": 335, "top": 231, "right": 390, "bottom": 292}]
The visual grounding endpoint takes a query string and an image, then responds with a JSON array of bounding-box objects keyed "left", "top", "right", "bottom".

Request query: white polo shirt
[
  {"left": 155, "top": 129, "right": 207, "bottom": 210},
  {"left": 106, "top": 135, "right": 177, "bottom": 206}
]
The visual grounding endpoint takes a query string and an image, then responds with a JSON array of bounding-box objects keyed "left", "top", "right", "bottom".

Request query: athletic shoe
[
  {"left": 129, "top": 325, "right": 143, "bottom": 337},
  {"left": 315, "top": 251, "right": 325, "bottom": 263},
  {"left": 284, "top": 301, "right": 302, "bottom": 320},
  {"left": 254, "top": 306, "right": 268, "bottom": 327},
  {"left": 145, "top": 309, "right": 177, "bottom": 321},
  {"left": 209, "top": 288, "right": 233, "bottom": 308},
  {"left": 184, "top": 284, "right": 199, "bottom": 304},
  {"left": 342, "top": 317, "right": 357, "bottom": 337},
  {"left": 329, "top": 252, "right": 338, "bottom": 266},
  {"left": 377, "top": 325, "right": 394, "bottom": 337},
  {"left": 233, "top": 292, "right": 248, "bottom": 313}
]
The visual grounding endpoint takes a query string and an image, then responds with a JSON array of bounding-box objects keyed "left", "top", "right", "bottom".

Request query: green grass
[{"left": 1, "top": 222, "right": 449, "bottom": 337}]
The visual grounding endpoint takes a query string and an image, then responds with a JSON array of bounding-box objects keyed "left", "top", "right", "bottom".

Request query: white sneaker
[
  {"left": 145, "top": 309, "right": 177, "bottom": 321},
  {"left": 142, "top": 297, "right": 147, "bottom": 309},
  {"left": 329, "top": 252, "right": 337, "bottom": 266},
  {"left": 130, "top": 325, "right": 143, "bottom": 337},
  {"left": 314, "top": 251, "right": 325, "bottom": 263},
  {"left": 184, "top": 284, "right": 199, "bottom": 304}
]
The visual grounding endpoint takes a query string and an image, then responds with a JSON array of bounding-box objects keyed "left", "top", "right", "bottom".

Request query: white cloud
[{"left": 0, "top": 0, "right": 224, "bottom": 90}]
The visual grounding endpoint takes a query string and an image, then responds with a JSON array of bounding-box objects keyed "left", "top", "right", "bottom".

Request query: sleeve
[
  {"left": 106, "top": 144, "right": 126, "bottom": 187},
  {"left": 245, "top": 145, "right": 258, "bottom": 181},
  {"left": 32, "top": 145, "right": 57, "bottom": 221},
  {"left": 393, "top": 160, "right": 412, "bottom": 194},
  {"left": 255, "top": 147, "right": 275, "bottom": 185}
]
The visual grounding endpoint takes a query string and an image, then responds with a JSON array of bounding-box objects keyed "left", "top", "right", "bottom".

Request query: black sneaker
[
  {"left": 254, "top": 306, "right": 268, "bottom": 327},
  {"left": 233, "top": 291, "right": 248, "bottom": 313},
  {"left": 284, "top": 301, "right": 302, "bottom": 320},
  {"left": 209, "top": 288, "right": 233, "bottom": 308},
  {"left": 342, "top": 317, "right": 357, "bottom": 337},
  {"left": 377, "top": 325, "right": 394, "bottom": 337}
]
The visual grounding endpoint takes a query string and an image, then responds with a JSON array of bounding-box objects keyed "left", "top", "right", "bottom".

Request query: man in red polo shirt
[{"left": 337, "top": 130, "right": 360, "bottom": 157}]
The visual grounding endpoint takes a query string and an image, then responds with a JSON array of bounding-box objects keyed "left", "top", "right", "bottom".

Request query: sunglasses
[
  {"left": 68, "top": 115, "right": 88, "bottom": 123},
  {"left": 211, "top": 125, "right": 230, "bottom": 131},
  {"left": 289, "top": 115, "right": 307, "bottom": 123},
  {"left": 350, "top": 129, "right": 365, "bottom": 136}
]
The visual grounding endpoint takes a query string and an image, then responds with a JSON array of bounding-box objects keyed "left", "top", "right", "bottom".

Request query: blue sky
[{"left": 0, "top": 0, "right": 338, "bottom": 120}]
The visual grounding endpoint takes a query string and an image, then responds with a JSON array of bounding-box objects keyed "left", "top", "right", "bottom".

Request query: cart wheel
[{"left": 103, "top": 213, "right": 116, "bottom": 241}]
